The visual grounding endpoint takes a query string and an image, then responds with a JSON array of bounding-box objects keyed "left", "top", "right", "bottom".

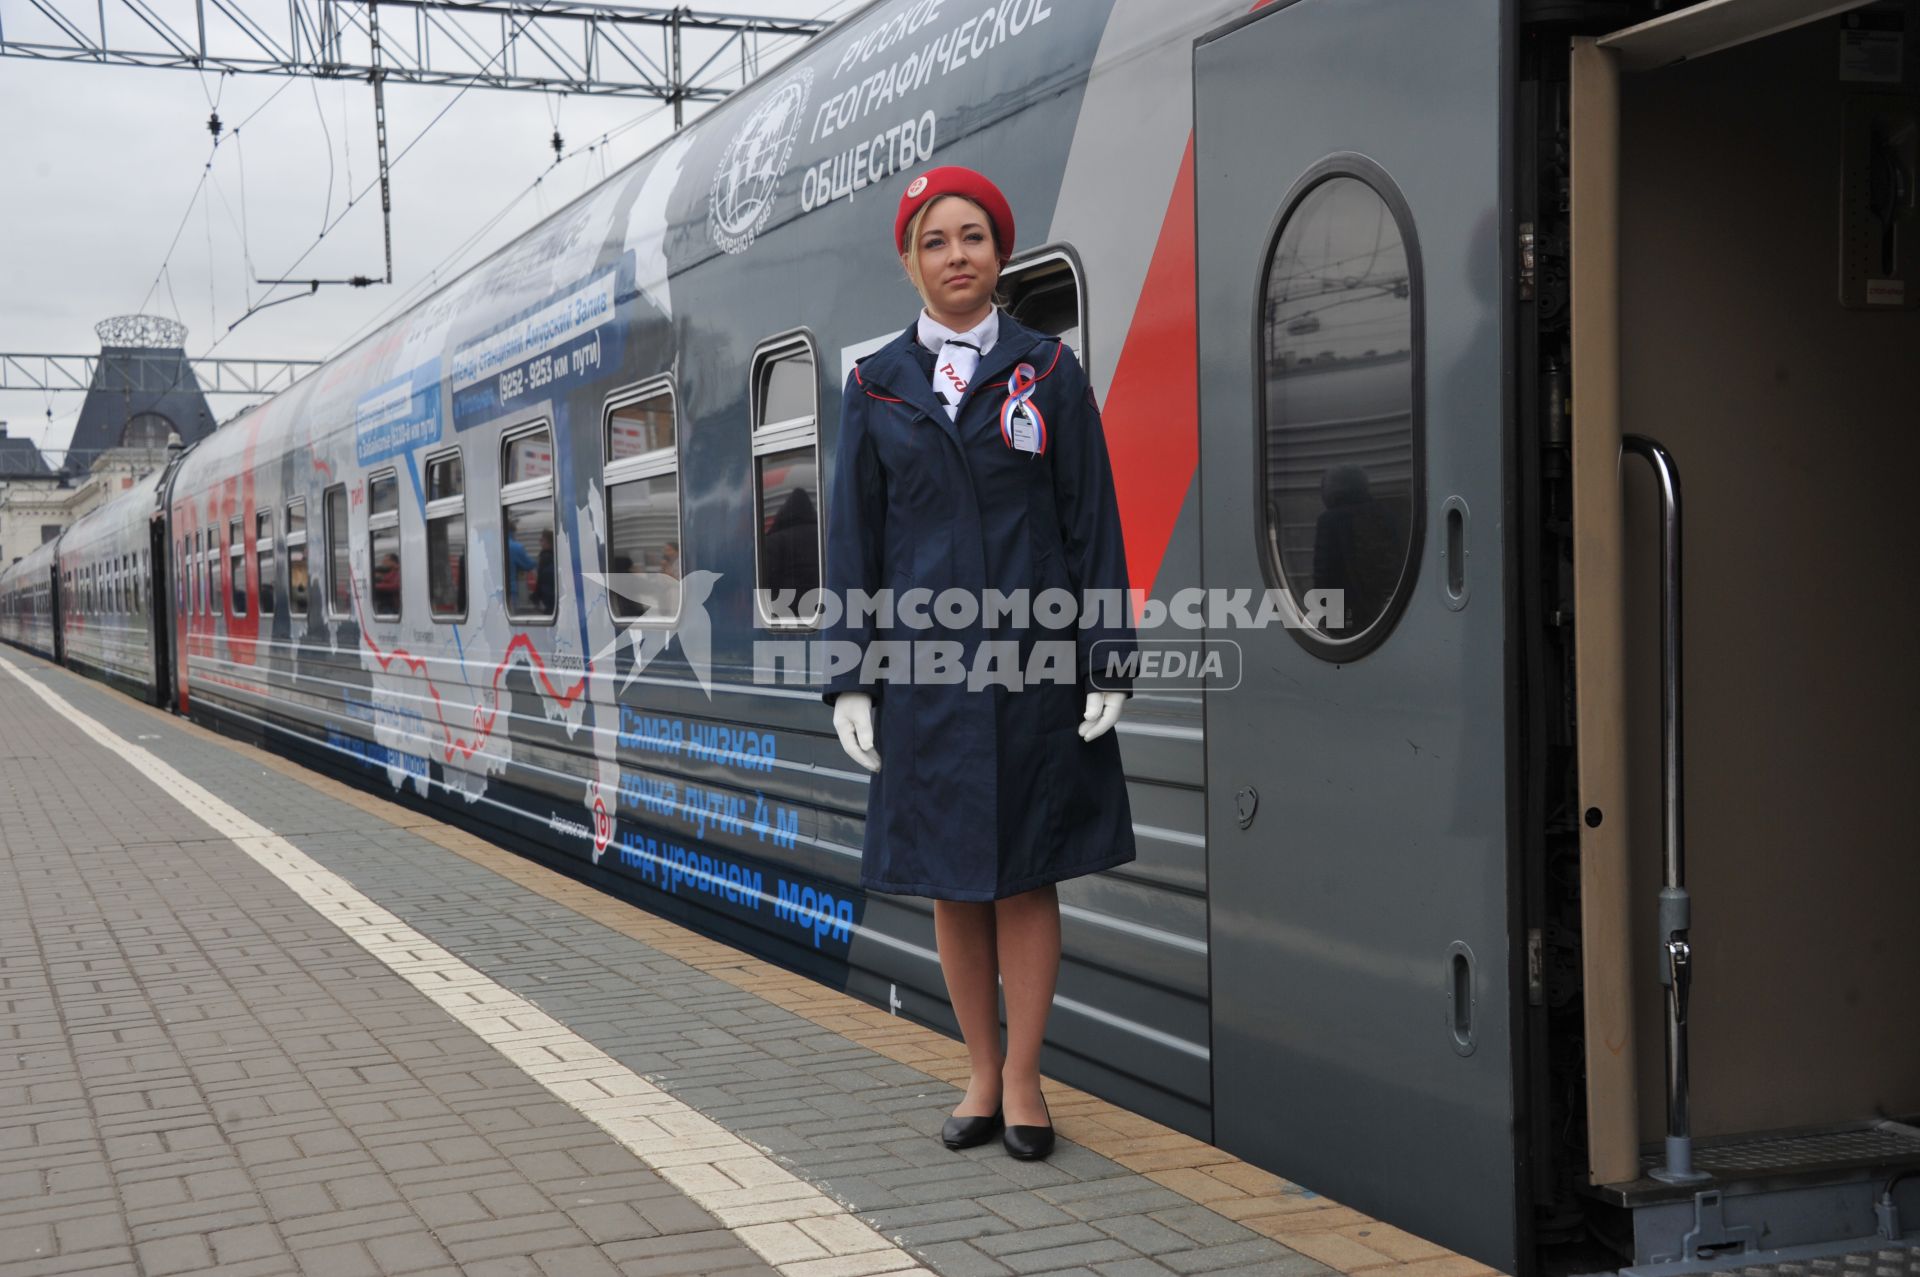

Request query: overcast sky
[{"left": 0, "top": 0, "right": 861, "bottom": 463}]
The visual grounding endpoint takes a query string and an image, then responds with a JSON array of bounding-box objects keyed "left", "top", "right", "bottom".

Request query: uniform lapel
[{"left": 857, "top": 330, "right": 963, "bottom": 450}]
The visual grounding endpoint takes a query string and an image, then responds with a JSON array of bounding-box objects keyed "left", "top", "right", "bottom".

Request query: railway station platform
[{"left": 0, "top": 648, "right": 1501, "bottom": 1277}]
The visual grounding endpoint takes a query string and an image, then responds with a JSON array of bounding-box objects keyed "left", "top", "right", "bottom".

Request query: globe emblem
[{"left": 709, "top": 69, "right": 812, "bottom": 255}]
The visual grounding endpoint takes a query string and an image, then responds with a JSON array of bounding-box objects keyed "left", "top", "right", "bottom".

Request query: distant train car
[
  {"left": 53, "top": 467, "right": 167, "bottom": 704},
  {"left": 7, "top": 2, "right": 1918, "bottom": 1274},
  {"left": 0, "top": 537, "right": 60, "bottom": 660}
]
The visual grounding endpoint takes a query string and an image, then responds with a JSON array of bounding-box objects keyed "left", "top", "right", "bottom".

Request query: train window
[
  {"left": 256, "top": 511, "right": 276, "bottom": 617},
  {"left": 502, "top": 424, "right": 557, "bottom": 622},
  {"left": 425, "top": 451, "right": 466, "bottom": 621},
  {"left": 1260, "top": 169, "right": 1421, "bottom": 658},
  {"left": 229, "top": 516, "right": 247, "bottom": 616},
  {"left": 1003, "top": 251, "right": 1085, "bottom": 365},
  {"left": 209, "top": 526, "right": 223, "bottom": 618},
  {"left": 368, "top": 471, "right": 401, "bottom": 621},
  {"left": 286, "top": 500, "right": 308, "bottom": 618},
  {"left": 749, "top": 337, "right": 821, "bottom": 628},
  {"left": 603, "top": 385, "right": 680, "bottom": 623},
  {"left": 325, "top": 485, "right": 351, "bottom": 618}
]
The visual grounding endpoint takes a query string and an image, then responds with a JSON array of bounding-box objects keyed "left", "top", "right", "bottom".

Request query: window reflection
[
  {"left": 1262, "top": 175, "right": 1416, "bottom": 642},
  {"left": 608, "top": 476, "right": 681, "bottom": 619},
  {"left": 758, "top": 449, "right": 818, "bottom": 599}
]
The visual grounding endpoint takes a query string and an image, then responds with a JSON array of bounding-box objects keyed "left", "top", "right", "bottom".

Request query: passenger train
[{"left": 7, "top": 1, "right": 1917, "bottom": 1272}]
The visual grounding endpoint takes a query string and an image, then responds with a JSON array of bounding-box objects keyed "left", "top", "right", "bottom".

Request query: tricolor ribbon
[{"left": 999, "top": 362, "right": 1047, "bottom": 455}]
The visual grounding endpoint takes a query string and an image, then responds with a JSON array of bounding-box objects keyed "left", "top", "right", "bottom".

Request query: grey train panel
[{"left": 1195, "top": 0, "right": 1522, "bottom": 1272}]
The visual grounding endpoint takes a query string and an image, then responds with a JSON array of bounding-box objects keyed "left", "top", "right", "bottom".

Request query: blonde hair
[{"left": 901, "top": 196, "right": 1009, "bottom": 309}]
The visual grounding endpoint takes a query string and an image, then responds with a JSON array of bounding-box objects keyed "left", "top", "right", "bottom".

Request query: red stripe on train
[{"left": 1102, "top": 134, "right": 1198, "bottom": 608}]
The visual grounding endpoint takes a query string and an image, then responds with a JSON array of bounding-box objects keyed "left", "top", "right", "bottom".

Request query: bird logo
[{"left": 583, "top": 568, "right": 721, "bottom": 699}]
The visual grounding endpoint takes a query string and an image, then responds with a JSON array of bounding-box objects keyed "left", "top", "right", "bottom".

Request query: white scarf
[{"left": 917, "top": 307, "right": 998, "bottom": 420}]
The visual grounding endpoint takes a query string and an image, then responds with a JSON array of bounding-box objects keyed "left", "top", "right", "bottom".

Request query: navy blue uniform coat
[{"left": 822, "top": 310, "right": 1137, "bottom": 901}]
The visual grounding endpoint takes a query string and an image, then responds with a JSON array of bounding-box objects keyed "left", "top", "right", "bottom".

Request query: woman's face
[{"left": 904, "top": 196, "right": 1000, "bottom": 318}]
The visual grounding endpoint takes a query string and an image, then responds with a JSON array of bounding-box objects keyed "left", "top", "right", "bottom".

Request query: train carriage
[
  {"left": 7, "top": 1, "right": 1919, "bottom": 1273},
  {"left": 53, "top": 467, "right": 168, "bottom": 704},
  {"left": 0, "top": 537, "right": 60, "bottom": 661}
]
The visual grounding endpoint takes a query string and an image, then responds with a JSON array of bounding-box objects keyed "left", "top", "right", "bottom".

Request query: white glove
[
  {"left": 1078, "top": 690, "right": 1126, "bottom": 742},
  {"left": 832, "top": 691, "right": 881, "bottom": 772}
]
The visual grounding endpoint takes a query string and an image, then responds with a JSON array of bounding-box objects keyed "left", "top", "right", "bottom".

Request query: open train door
[{"left": 1195, "top": 0, "right": 1523, "bottom": 1269}]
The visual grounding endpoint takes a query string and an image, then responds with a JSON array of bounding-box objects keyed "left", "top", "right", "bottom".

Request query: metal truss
[
  {"left": 1, "top": 352, "right": 322, "bottom": 397},
  {"left": 0, "top": 1, "right": 833, "bottom": 105}
]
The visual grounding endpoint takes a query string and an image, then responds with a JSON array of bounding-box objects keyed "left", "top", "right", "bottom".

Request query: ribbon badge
[{"left": 999, "top": 362, "right": 1047, "bottom": 456}]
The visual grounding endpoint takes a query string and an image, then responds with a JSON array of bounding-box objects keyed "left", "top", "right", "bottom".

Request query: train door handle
[{"left": 1233, "top": 786, "right": 1258, "bottom": 829}]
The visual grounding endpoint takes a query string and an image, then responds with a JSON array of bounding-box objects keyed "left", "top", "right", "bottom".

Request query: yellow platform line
[{"left": 98, "top": 671, "right": 1499, "bottom": 1277}]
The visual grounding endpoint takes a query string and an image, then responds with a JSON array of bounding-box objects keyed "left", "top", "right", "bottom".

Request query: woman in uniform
[{"left": 822, "top": 166, "right": 1136, "bottom": 1161}]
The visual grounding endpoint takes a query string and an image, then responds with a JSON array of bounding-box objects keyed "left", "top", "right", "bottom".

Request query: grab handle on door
[
  {"left": 1623, "top": 434, "right": 1709, "bottom": 1186},
  {"left": 1445, "top": 941, "right": 1476, "bottom": 1057},
  {"left": 1441, "top": 496, "right": 1470, "bottom": 610}
]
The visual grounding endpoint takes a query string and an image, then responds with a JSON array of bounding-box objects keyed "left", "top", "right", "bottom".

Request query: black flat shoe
[
  {"left": 942, "top": 1107, "right": 1004, "bottom": 1150},
  {"left": 1001, "top": 1098, "right": 1054, "bottom": 1161}
]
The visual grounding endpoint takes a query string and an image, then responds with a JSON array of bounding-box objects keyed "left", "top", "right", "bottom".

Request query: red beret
[{"left": 895, "top": 166, "right": 1015, "bottom": 264}]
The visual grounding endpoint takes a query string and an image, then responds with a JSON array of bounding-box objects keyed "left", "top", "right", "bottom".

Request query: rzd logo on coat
[{"left": 708, "top": 69, "right": 813, "bottom": 255}]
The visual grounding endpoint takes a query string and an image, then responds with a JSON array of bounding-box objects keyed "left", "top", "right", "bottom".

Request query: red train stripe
[{"left": 1102, "top": 134, "right": 1199, "bottom": 605}]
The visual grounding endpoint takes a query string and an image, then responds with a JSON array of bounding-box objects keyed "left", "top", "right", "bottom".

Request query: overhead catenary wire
[
  {"left": 309, "top": 75, "right": 338, "bottom": 234},
  {"left": 235, "top": 3, "right": 551, "bottom": 327},
  {"left": 314, "top": 0, "right": 859, "bottom": 365},
  {"left": 130, "top": 76, "right": 298, "bottom": 320},
  {"left": 322, "top": 93, "right": 680, "bottom": 362},
  {"left": 177, "top": 0, "right": 856, "bottom": 405}
]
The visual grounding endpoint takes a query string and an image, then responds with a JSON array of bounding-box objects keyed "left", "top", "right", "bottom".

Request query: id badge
[
  {"left": 1000, "top": 362, "right": 1048, "bottom": 456},
  {"left": 1009, "top": 405, "right": 1041, "bottom": 453}
]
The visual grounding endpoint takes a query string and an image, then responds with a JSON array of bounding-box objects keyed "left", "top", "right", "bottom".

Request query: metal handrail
[{"left": 1623, "top": 434, "right": 1709, "bottom": 1186}]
